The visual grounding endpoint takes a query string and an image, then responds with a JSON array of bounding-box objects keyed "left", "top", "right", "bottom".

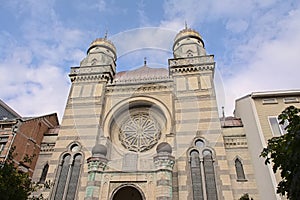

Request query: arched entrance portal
[{"left": 112, "top": 185, "right": 144, "bottom": 200}]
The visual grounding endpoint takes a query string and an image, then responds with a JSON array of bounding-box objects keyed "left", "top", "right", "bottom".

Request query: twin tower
[{"left": 36, "top": 27, "right": 251, "bottom": 200}]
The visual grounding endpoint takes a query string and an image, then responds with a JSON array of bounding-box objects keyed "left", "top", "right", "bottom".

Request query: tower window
[
  {"left": 54, "top": 154, "right": 71, "bottom": 200},
  {"left": 53, "top": 143, "right": 83, "bottom": 200},
  {"left": 187, "top": 50, "right": 193, "bottom": 57},
  {"left": 235, "top": 158, "right": 246, "bottom": 181},
  {"left": 190, "top": 150, "right": 204, "bottom": 200},
  {"left": 195, "top": 139, "right": 204, "bottom": 148},
  {"left": 66, "top": 154, "right": 82, "bottom": 199},
  {"left": 203, "top": 150, "right": 218, "bottom": 200},
  {"left": 189, "top": 142, "right": 218, "bottom": 200}
]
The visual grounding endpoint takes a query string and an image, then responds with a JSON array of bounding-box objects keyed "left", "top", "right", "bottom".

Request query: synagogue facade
[{"left": 32, "top": 27, "right": 261, "bottom": 200}]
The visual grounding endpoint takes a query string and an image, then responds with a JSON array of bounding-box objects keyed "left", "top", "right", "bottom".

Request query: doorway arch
[{"left": 111, "top": 184, "right": 145, "bottom": 200}]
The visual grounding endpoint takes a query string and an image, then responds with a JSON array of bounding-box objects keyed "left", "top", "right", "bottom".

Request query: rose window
[{"left": 119, "top": 112, "right": 161, "bottom": 152}]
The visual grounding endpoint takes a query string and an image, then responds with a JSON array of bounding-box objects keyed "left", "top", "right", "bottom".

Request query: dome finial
[
  {"left": 185, "top": 21, "right": 188, "bottom": 29},
  {"left": 104, "top": 30, "right": 108, "bottom": 39},
  {"left": 144, "top": 57, "right": 147, "bottom": 65}
]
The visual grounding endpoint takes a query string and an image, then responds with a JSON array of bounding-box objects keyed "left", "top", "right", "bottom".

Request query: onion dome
[
  {"left": 87, "top": 37, "right": 117, "bottom": 58},
  {"left": 156, "top": 142, "right": 172, "bottom": 154},
  {"left": 173, "top": 27, "right": 204, "bottom": 49},
  {"left": 92, "top": 144, "right": 107, "bottom": 157},
  {"left": 114, "top": 65, "right": 169, "bottom": 82}
]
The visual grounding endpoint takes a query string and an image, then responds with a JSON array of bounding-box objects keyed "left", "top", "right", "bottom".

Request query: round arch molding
[
  {"left": 103, "top": 96, "right": 173, "bottom": 142},
  {"left": 110, "top": 184, "right": 146, "bottom": 200}
]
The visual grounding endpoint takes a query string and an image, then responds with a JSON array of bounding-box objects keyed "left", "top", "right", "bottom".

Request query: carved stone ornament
[
  {"left": 87, "top": 157, "right": 108, "bottom": 172},
  {"left": 153, "top": 155, "right": 175, "bottom": 170},
  {"left": 168, "top": 55, "right": 214, "bottom": 67},
  {"left": 119, "top": 112, "right": 161, "bottom": 152}
]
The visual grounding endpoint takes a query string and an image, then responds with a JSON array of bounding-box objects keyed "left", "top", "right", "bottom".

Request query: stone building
[
  {"left": 0, "top": 99, "right": 59, "bottom": 176},
  {"left": 36, "top": 27, "right": 260, "bottom": 200}
]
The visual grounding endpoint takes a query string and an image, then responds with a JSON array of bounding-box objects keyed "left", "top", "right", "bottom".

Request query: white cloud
[
  {"left": 160, "top": 0, "right": 300, "bottom": 116},
  {"left": 0, "top": 40, "right": 70, "bottom": 119},
  {"left": 1, "top": 0, "right": 299, "bottom": 121},
  {"left": 223, "top": 8, "right": 300, "bottom": 115},
  {"left": 110, "top": 27, "right": 176, "bottom": 71},
  {"left": 226, "top": 19, "right": 248, "bottom": 33},
  {"left": 0, "top": 1, "right": 89, "bottom": 120}
]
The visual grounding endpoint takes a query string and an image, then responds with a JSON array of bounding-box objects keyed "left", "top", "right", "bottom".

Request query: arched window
[
  {"left": 190, "top": 150, "right": 204, "bottom": 200},
  {"left": 66, "top": 154, "right": 82, "bottom": 199},
  {"left": 39, "top": 163, "right": 49, "bottom": 183},
  {"left": 187, "top": 50, "right": 193, "bottom": 57},
  {"left": 195, "top": 139, "right": 205, "bottom": 148},
  {"left": 235, "top": 158, "right": 246, "bottom": 181},
  {"left": 53, "top": 144, "right": 83, "bottom": 200},
  {"left": 203, "top": 150, "right": 218, "bottom": 200},
  {"left": 189, "top": 139, "right": 218, "bottom": 200},
  {"left": 54, "top": 154, "right": 71, "bottom": 200}
]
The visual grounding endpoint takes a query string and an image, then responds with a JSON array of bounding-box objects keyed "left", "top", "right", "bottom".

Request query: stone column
[
  {"left": 153, "top": 142, "right": 175, "bottom": 200},
  {"left": 85, "top": 144, "right": 108, "bottom": 200}
]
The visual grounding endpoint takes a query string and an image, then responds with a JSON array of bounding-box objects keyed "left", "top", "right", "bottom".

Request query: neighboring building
[
  {"left": 0, "top": 99, "right": 21, "bottom": 160},
  {"left": 0, "top": 99, "right": 59, "bottom": 176},
  {"left": 37, "top": 27, "right": 261, "bottom": 200},
  {"left": 235, "top": 90, "right": 300, "bottom": 200},
  {"left": 32, "top": 125, "right": 60, "bottom": 183}
]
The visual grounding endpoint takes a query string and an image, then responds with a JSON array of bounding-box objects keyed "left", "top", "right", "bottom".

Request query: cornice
[{"left": 168, "top": 55, "right": 214, "bottom": 67}]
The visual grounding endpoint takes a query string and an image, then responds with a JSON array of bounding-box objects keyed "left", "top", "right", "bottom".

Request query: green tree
[
  {"left": 261, "top": 106, "right": 300, "bottom": 200},
  {"left": 239, "top": 193, "right": 253, "bottom": 200},
  {"left": 0, "top": 147, "right": 45, "bottom": 200}
]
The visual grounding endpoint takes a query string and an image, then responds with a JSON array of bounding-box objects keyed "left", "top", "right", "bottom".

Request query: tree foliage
[
  {"left": 239, "top": 193, "right": 253, "bottom": 200},
  {"left": 0, "top": 147, "right": 46, "bottom": 200},
  {"left": 261, "top": 106, "right": 300, "bottom": 199}
]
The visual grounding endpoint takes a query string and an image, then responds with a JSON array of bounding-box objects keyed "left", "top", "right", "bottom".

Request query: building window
[
  {"left": 54, "top": 154, "right": 71, "bottom": 200},
  {"left": 235, "top": 158, "right": 246, "bottom": 181},
  {"left": 39, "top": 163, "right": 49, "bottom": 184},
  {"left": 195, "top": 139, "right": 205, "bottom": 148},
  {"left": 187, "top": 50, "right": 193, "bottom": 57},
  {"left": 53, "top": 143, "right": 83, "bottom": 200},
  {"left": 262, "top": 98, "right": 278, "bottom": 104},
  {"left": 203, "top": 150, "right": 218, "bottom": 200},
  {"left": 66, "top": 154, "right": 82, "bottom": 199},
  {"left": 0, "top": 143, "right": 5, "bottom": 154},
  {"left": 0, "top": 136, "right": 8, "bottom": 156},
  {"left": 268, "top": 116, "right": 288, "bottom": 136},
  {"left": 190, "top": 150, "right": 204, "bottom": 200},
  {"left": 189, "top": 138, "right": 218, "bottom": 200},
  {"left": 283, "top": 97, "right": 299, "bottom": 104}
]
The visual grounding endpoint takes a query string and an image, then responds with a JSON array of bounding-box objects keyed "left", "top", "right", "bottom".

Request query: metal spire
[{"left": 104, "top": 30, "right": 108, "bottom": 39}]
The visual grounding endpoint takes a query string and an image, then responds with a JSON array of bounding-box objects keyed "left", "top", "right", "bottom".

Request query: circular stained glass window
[{"left": 119, "top": 112, "right": 161, "bottom": 152}]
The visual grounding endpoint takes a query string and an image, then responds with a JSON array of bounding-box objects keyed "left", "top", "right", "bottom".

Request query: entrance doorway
[{"left": 112, "top": 185, "right": 144, "bottom": 200}]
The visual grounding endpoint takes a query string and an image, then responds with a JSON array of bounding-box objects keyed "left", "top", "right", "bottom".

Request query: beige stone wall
[
  {"left": 253, "top": 96, "right": 300, "bottom": 141},
  {"left": 222, "top": 127, "right": 259, "bottom": 200},
  {"left": 171, "top": 66, "right": 235, "bottom": 199},
  {"left": 252, "top": 95, "right": 300, "bottom": 199}
]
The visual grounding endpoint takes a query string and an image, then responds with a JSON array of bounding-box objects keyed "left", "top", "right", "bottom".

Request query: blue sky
[{"left": 1, "top": 0, "right": 300, "bottom": 120}]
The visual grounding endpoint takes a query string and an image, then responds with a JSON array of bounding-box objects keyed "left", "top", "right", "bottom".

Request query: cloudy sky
[{"left": 0, "top": 0, "right": 299, "bottom": 120}]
